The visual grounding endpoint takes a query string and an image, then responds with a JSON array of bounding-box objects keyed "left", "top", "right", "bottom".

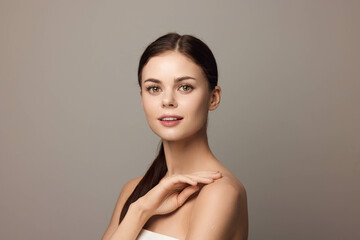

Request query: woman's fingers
[
  {"left": 184, "top": 175, "right": 214, "bottom": 185},
  {"left": 147, "top": 171, "right": 223, "bottom": 215},
  {"left": 158, "top": 171, "right": 222, "bottom": 194},
  {"left": 188, "top": 171, "right": 222, "bottom": 179},
  {"left": 166, "top": 171, "right": 222, "bottom": 186},
  {"left": 184, "top": 172, "right": 222, "bottom": 183},
  {"left": 177, "top": 185, "right": 200, "bottom": 206},
  {"left": 161, "top": 175, "right": 197, "bottom": 191}
]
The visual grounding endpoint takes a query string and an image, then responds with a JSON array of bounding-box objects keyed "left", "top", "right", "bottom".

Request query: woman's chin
[
  {"left": 153, "top": 131, "right": 190, "bottom": 142},
  {"left": 150, "top": 125, "right": 206, "bottom": 143},
  {"left": 158, "top": 134, "right": 186, "bottom": 142}
]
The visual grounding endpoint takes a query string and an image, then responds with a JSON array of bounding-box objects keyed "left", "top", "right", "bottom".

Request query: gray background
[{"left": 1, "top": 0, "right": 359, "bottom": 239}]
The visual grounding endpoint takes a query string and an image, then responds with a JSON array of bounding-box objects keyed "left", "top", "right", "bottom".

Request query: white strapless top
[{"left": 137, "top": 229, "right": 179, "bottom": 240}]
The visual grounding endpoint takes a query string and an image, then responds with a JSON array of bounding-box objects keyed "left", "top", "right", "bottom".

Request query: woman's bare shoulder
[
  {"left": 202, "top": 163, "right": 246, "bottom": 195},
  {"left": 121, "top": 176, "right": 143, "bottom": 196},
  {"left": 186, "top": 168, "right": 248, "bottom": 239},
  {"left": 199, "top": 169, "right": 246, "bottom": 203}
]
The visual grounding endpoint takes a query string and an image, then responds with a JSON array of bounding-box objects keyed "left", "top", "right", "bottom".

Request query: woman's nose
[{"left": 161, "top": 90, "right": 177, "bottom": 108}]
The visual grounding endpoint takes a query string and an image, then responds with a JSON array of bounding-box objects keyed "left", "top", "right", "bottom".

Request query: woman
[{"left": 102, "top": 33, "right": 248, "bottom": 240}]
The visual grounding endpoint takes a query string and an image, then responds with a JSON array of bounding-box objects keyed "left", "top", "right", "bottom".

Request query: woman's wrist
[{"left": 130, "top": 198, "right": 153, "bottom": 223}]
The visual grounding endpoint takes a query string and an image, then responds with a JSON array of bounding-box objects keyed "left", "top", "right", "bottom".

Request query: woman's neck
[{"left": 163, "top": 130, "right": 218, "bottom": 176}]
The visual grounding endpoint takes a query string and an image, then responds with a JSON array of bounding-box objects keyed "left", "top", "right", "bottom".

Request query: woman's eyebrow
[
  {"left": 143, "top": 76, "right": 196, "bottom": 84},
  {"left": 143, "top": 78, "right": 161, "bottom": 84},
  {"left": 175, "top": 76, "right": 196, "bottom": 82}
]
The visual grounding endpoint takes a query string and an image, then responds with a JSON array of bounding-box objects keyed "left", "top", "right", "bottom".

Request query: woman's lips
[{"left": 158, "top": 115, "right": 183, "bottom": 127}]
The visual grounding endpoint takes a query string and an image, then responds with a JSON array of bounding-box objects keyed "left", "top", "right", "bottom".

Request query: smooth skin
[{"left": 102, "top": 51, "right": 248, "bottom": 240}]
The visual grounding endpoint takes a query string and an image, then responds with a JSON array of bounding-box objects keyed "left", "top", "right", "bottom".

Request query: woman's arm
[
  {"left": 102, "top": 177, "right": 143, "bottom": 240},
  {"left": 108, "top": 201, "right": 152, "bottom": 240},
  {"left": 103, "top": 171, "right": 223, "bottom": 240},
  {"left": 186, "top": 179, "right": 248, "bottom": 240}
]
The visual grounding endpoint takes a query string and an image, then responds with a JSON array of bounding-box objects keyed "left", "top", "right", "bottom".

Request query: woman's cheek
[
  {"left": 142, "top": 98, "right": 157, "bottom": 126},
  {"left": 189, "top": 92, "right": 209, "bottom": 114}
]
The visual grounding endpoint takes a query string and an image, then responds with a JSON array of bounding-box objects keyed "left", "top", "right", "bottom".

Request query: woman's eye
[
  {"left": 179, "top": 85, "right": 193, "bottom": 92},
  {"left": 147, "top": 86, "right": 160, "bottom": 93}
]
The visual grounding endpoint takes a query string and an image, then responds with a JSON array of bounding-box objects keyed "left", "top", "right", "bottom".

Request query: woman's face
[{"left": 140, "top": 51, "right": 212, "bottom": 141}]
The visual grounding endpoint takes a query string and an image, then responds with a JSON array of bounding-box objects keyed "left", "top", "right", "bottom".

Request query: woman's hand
[{"left": 136, "top": 171, "right": 222, "bottom": 216}]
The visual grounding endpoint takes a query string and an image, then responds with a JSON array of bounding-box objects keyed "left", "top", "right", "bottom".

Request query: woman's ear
[{"left": 208, "top": 86, "right": 221, "bottom": 111}]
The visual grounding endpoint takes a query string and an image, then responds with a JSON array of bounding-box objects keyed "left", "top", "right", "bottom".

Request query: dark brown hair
[{"left": 119, "top": 33, "right": 218, "bottom": 224}]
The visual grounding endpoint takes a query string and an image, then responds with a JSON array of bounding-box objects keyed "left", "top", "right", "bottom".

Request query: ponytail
[{"left": 119, "top": 142, "right": 167, "bottom": 223}]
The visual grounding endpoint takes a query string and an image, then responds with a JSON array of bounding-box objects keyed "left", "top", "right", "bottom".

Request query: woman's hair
[{"left": 119, "top": 33, "right": 218, "bottom": 224}]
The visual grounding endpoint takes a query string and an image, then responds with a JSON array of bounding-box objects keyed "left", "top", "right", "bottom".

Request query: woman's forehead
[{"left": 141, "top": 51, "right": 206, "bottom": 83}]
